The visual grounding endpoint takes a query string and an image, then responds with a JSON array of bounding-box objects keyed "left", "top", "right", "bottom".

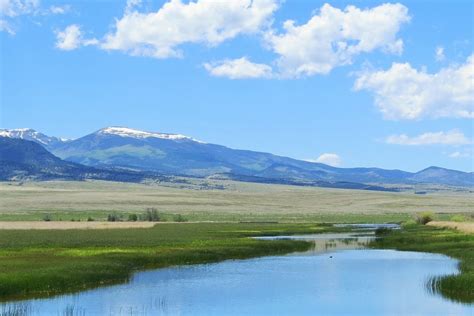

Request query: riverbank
[
  {"left": 0, "top": 222, "right": 335, "bottom": 301},
  {"left": 0, "top": 221, "right": 158, "bottom": 230},
  {"left": 371, "top": 224, "right": 474, "bottom": 303},
  {"left": 427, "top": 221, "right": 474, "bottom": 234}
]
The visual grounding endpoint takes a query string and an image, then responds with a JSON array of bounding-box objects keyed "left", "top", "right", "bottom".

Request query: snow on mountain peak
[
  {"left": 0, "top": 128, "right": 64, "bottom": 146},
  {"left": 98, "top": 127, "right": 204, "bottom": 143}
]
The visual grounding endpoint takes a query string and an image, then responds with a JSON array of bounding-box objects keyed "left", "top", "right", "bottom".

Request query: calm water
[{"left": 2, "top": 233, "right": 473, "bottom": 316}]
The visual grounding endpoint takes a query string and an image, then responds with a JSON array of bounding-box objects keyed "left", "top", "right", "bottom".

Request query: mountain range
[
  {"left": 0, "top": 137, "right": 160, "bottom": 182},
  {"left": 0, "top": 127, "right": 472, "bottom": 188}
]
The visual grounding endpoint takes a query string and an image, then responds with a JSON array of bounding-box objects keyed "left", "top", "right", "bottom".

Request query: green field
[
  {"left": 0, "top": 180, "right": 472, "bottom": 303},
  {"left": 0, "top": 222, "right": 338, "bottom": 301}
]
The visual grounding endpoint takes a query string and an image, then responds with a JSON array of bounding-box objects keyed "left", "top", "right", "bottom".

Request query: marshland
[{"left": 0, "top": 180, "right": 472, "bottom": 315}]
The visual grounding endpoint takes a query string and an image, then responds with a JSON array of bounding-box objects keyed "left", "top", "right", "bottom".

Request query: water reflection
[
  {"left": 1, "top": 232, "right": 472, "bottom": 316},
  {"left": 255, "top": 232, "right": 375, "bottom": 254}
]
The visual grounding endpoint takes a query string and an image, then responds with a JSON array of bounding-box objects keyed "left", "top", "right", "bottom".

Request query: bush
[
  {"left": 402, "top": 219, "right": 418, "bottom": 228},
  {"left": 42, "top": 214, "right": 52, "bottom": 222},
  {"left": 415, "top": 212, "right": 434, "bottom": 225},
  {"left": 173, "top": 214, "right": 187, "bottom": 222},
  {"left": 450, "top": 215, "right": 466, "bottom": 222},
  {"left": 128, "top": 214, "right": 138, "bottom": 222},
  {"left": 375, "top": 227, "right": 391, "bottom": 236},
  {"left": 87, "top": 217, "right": 94, "bottom": 222},
  {"left": 107, "top": 213, "right": 121, "bottom": 222},
  {"left": 142, "top": 208, "right": 162, "bottom": 222}
]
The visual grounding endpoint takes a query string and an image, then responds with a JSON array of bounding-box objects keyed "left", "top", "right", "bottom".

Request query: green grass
[
  {"left": 0, "top": 210, "right": 418, "bottom": 223},
  {"left": 0, "top": 222, "right": 339, "bottom": 301},
  {"left": 0, "top": 209, "right": 471, "bottom": 225},
  {"left": 371, "top": 224, "right": 474, "bottom": 303}
]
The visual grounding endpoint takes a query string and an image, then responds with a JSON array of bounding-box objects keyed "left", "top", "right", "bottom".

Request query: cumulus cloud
[
  {"left": 354, "top": 54, "right": 474, "bottom": 120},
  {"left": 53, "top": 2, "right": 409, "bottom": 79},
  {"left": 264, "top": 3, "right": 410, "bottom": 78},
  {"left": 312, "top": 153, "right": 342, "bottom": 167},
  {"left": 435, "top": 46, "right": 445, "bottom": 62},
  {"left": 55, "top": 24, "right": 98, "bottom": 51},
  {"left": 100, "top": 0, "right": 279, "bottom": 58},
  {"left": 204, "top": 57, "right": 272, "bottom": 79},
  {"left": 385, "top": 130, "right": 471, "bottom": 146}
]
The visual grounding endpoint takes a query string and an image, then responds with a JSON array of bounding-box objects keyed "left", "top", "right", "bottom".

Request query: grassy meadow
[
  {"left": 0, "top": 180, "right": 472, "bottom": 223},
  {"left": 0, "top": 180, "right": 472, "bottom": 303},
  {"left": 0, "top": 222, "right": 339, "bottom": 301}
]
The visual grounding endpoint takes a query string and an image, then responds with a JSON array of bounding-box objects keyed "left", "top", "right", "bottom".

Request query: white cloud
[
  {"left": 0, "top": 19, "right": 14, "bottom": 34},
  {"left": 100, "top": 0, "right": 279, "bottom": 59},
  {"left": 204, "top": 57, "right": 272, "bottom": 79},
  {"left": 435, "top": 46, "right": 445, "bottom": 62},
  {"left": 354, "top": 54, "right": 474, "bottom": 120},
  {"left": 0, "top": 0, "right": 69, "bottom": 34},
  {"left": 125, "top": 0, "right": 141, "bottom": 14},
  {"left": 0, "top": 0, "right": 39, "bottom": 34},
  {"left": 264, "top": 3, "right": 410, "bottom": 78},
  {"left": 55, "top": 24, "right": 98, "bottom": 51},
  {"left": 386, "top": 130, "right": 471, "bottom": 146},
  {"left": 0, "top": 0, "right": 39, "bottom": 17},
  {"left": 312, "top": 153, "right": 342, "bottom": 167},
  {"left": 48, "top": 5, "right": 70, "bottom": 15},
  {"left": 448, "top": 151, "right": 470, "bottom": 158}
]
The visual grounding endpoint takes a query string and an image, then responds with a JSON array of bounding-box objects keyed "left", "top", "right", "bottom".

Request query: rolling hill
[{"left": 0, "top": 137, "right": 151, "bottom": 182}]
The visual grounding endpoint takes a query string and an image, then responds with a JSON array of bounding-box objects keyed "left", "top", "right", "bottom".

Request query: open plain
[{"left": 0, "top": 180, "right": 472, "bottom": 223}]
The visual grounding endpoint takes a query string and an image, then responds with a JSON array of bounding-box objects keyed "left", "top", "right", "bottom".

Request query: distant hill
[
  {"left": 0, "top": 137, "right": 151, "bottom": 182},
  {"left": 411, "top": 166, "right": 474, "bottom": 187},
  {"left": 2, "top": 127, "right": 472, "bottom": 187}
]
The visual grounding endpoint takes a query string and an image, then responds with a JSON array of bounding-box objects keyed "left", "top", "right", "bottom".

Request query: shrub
[
  {"left": 42, "top": 214, "right": 52, "bottom": 222},
  {"left": 402, "top": 219, "right": 418, "bottom": 228},
  {"left": 375, "top": 227, "right": 391, "bottom": 236},
  {"left": 107, "top": 213, "right": 121, "bottom": 222},
  {"left": 128, "top": 214, "right": 138, "bottom": 222},
  {"left": 142, "top": 208, "right": 162, "bottom": 222},
  {"left": 450, "top": 215, "right": 466, "bottom": 222},
  {"left": 173, "top": 214, "right": 187, "bottom": 222},
  {"left": 415, "top": 212, "right": 434, "bottom": 225},
  {"left": 87, "top": 217, "right": 94, "bottom": 222}
]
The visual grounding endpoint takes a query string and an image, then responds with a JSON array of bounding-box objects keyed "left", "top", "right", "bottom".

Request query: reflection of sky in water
[
  {"left": 255, "top": 233, "right": 375, "bottom": 254},
  {"left": 2, "top": 233, "right": 472, "bottom": 316}
]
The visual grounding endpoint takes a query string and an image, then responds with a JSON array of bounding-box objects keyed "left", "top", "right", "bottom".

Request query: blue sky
[{"left": 1, "top": 0, "right": 473, "bottom": 172}]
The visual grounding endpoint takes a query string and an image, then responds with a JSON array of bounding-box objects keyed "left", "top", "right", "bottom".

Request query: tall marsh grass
[{"left": 372, "top": 224, "right": 474, "bottom": 303}]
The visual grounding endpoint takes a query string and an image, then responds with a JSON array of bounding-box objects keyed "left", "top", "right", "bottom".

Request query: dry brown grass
[
  {"left": 0, "top": 180, "right": 472, "bottom": 216},
  {"left": 427, "top": 221, "right": 474, "bottom": 234},
  {"left": 0, "top": 221, "right": 157, "bottom": 230}
]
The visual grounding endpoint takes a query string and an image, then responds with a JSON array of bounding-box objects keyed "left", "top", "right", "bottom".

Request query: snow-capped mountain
[
  {"left": 0, "top": 128, "right": 68, "bottom": 149},
  {"left": 2, "top": 126, "right": 473, "bottom": 187},
  {"left": 97, "top": 127, "right": 204, "bottom": 143}
]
